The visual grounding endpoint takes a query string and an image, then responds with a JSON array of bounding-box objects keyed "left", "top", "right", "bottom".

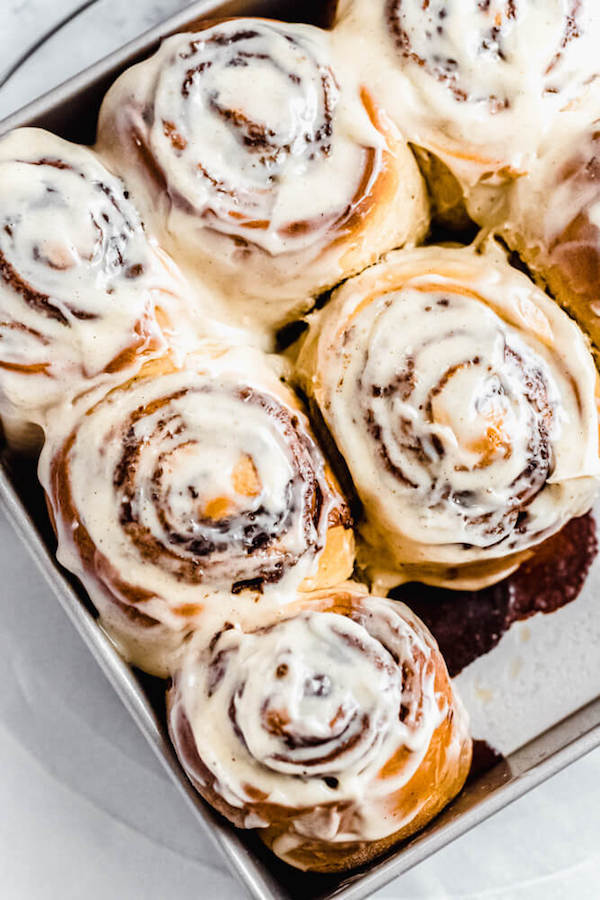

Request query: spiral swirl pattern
[
  {"left": 388, "top": 0, "right": 582, "bottom": 111},
  {"left": 0, "top": 128, "right": 179, "bottom": 435},
  {"left": 333, "top": 0, "right": 600, "bottom": 187},
  {"left": 97, "top": 18, "right": 428, "bottom": 331},
  {"left": 297, "top": 245, "right": 600, "bottom": 589},
  {"left": 108, "top": 20, "right": 377, "bottom": 253},
  {"left": 168, "top": 588, "right": 471, "bottom": 869},
  {"left": 40, "top": 348, "right": 353, "bottom": 676},
  {"left": 152, "top": 24, "right": 348, "bottom": 249}
]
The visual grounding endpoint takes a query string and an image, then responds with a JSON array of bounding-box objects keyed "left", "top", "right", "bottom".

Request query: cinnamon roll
[
  {"left": 296, "top": 243, "right": 600, "bottom": 590},
  {"left": 96, "top": 18, "right": 429, "bottom": 336},
  {"left": 332, "top": 1, "right": 600, "bottom": 202},
  {"left": 39, "top": 347, "right": 354, "bottom": 677},
  {"left": 0, "top": 128, "right": 190, "bottom": 451},
  {"left": 501, "top": 113, "right": 600, "bottom": 359},
  {"left": 167, "top": 584, "right": 471, "bottom": 872}
]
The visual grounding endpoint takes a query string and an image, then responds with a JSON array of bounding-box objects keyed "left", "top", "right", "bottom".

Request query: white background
[{"left": 1, "top": 2, "right": 600, "bottom": 898}]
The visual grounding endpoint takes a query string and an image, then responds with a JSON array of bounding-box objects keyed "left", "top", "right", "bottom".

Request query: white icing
[
  {"left": 149, "top": 26, "right": 371, "bottom": 258},
  {"left": 170, "top": 592, "right": 463, "bottom": 845},
  {"left": 96, "top": 18, "right": 428, "bottom": 334},
  {"left": 333, "top": 1, "right": 600, "bottom": 187},
  {"left": 2, "top": 10, "right": 597, "bottom": 865},
  {"left": 298, "top": 243, "right": 600, "bottom": 582},
  {"left": 503, "top": 109, "right": 600, "bottom": 255},
  {"left": 38, "top": 346, "right": 345, "bottom": 677},
  {"left": 496, "top": 106, "right": 600, "bottom": 358},
  {"left": 0, "top": 127, "right": 194, "bottom": 432}
]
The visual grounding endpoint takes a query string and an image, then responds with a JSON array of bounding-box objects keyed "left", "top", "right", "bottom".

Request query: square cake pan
[{"left": 1, "top": 2, "right": 600, "bottom": 898}]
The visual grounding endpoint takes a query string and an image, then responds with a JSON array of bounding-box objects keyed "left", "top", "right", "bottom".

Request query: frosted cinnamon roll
[
  {"left": 332, "top": 1, "right": 600, "bottom": 200},
  {"left": 501, "top": 114, "right": 600, "bottom": 358},
  {"left": 296, "top": 243, "right": 600, "bottom": 590},
  {"left": 167, "top": 585, "right": 471, "bottom": 872},
  {"left": 39, "top": 347, "right": 354, "bottom": 677},
  {"left": 96, "top": 18, "right": 429, "bottom": 336},
  {"left": 0, "top": 127, "right": 189, "bottom": 451}
]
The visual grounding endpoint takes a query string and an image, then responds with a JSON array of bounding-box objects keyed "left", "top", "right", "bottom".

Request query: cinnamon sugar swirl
[
  {"left": 332, "top": 2, "right": 600, "bottom": 200},
  {"left": 168, "top": 584, "right": 471, "bottom": 872},
  {"left": 39, "top": 347, "right": 354, "bottom": 676},
  {"left": 96, "top": 18, "right": 429, "bottom": 337},
  {"left": 0, "top": 128, "right": 191, "bottom": 451},
  {"left": 296, "top": 243, "right": 600, "bottom": 590}
]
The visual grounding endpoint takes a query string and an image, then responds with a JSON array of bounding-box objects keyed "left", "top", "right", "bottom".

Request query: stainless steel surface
[{"left": 1, "top": 2, "right": 599, "bottom": 898}]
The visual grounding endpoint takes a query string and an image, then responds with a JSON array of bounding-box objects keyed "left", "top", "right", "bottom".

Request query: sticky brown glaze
[
  {"left": 468, "top": 739, "right": 509, "bottom": 783},
  {"left": 393, "top": 512, "right": 597, "bottom": 677}
]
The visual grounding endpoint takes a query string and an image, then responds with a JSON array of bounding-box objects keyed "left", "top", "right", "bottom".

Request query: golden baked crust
[
  {"left": 500, "top": 118, "right": 600, "bottom": 363},
  {"left": 0, "top": 128, "right": 189, "bottom": 451},
  {"left": 331, "top": 0, "right": 600, "bottom": 201},
  {"left": 8, "top": 6, "right": 600, "bottom": 877}
]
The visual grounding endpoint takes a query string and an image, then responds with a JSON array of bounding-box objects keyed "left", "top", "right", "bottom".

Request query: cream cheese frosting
[
  {"left": 5, "top": 6, "right": 600, "bottom": 876},
  {"left": 0, "top": 127, "right": 197, "bottom": 447},
  {"left": 332, "top": 1, "right": 600, "bottom": 190},
  {"left": 499, "top": 108, "right": 600, "bottom": 351},
  {"left": 96, "top": 18, "right": 428, "bottom": 338},
  {"left": 38, "top": 345, "right": 353, "bottom": 676},
  {"left": 296, "top": 242, "right": 600, "bottom": 589},
  {"left": 168, "top": 588, "right": 469, "bottom": 857}
]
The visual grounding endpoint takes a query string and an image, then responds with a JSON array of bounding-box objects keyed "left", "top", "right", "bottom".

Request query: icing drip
[{"left": 395, "top": 512, "right": 598, "bottom": 676}]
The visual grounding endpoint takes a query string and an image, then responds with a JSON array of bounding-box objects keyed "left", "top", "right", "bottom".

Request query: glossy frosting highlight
[
  {"left": 333, "top": 1, "right": 600, "bottom": 188},
  {"left": 501, "top": 110, "right": 600, "bottom": 357}
]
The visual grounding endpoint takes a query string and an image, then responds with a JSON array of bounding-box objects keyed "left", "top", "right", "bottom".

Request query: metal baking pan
[{"left": 1, "top": 2, "right": 600, "bottom": 898}]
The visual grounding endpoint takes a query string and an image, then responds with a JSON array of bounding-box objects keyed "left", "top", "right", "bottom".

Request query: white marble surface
[{"left": 1, "top": 3, "right": 600, "bottom": 898}]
